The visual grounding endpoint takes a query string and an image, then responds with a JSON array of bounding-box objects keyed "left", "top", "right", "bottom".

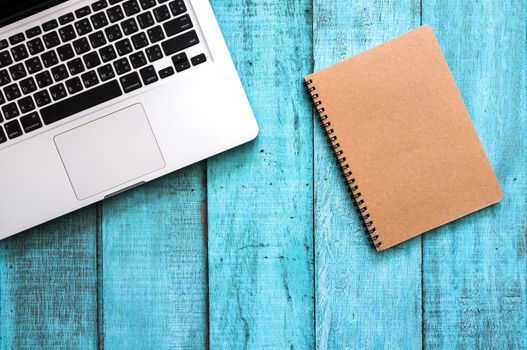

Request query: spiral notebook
[{"left": 305, "top": 25, "right": 503, "bottom": 251}]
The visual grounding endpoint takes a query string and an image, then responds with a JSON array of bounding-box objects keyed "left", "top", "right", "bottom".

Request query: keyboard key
[
  {"left": 73, "top": 37, "right": 90, "bottom": 55},
  {"left": 57, "top": 43, "right": 75, "bottom": 61},
  {"left": 123, "top": 0, "right": 140, "bottom": 16},
  {"left": 0, "top": 69, "right": 10, "bottom": 86},
  {"left": 25, "top": 57, "right": 43, "bottom": 74},
  {"left": 41, "top": 80, "right": 122, "bottom": 125},
  {"left": 161, "top": 30, "right": 198, "bottom": 56},
  {"left": 2, "top": 102, "right": 19, "bottom": 120},
  {"left": 140, "top": 0, "right": 157, "bottom": 10},
  {"left": 82, "top": 71, "right": 99, "bottom": 88},
  {"left": 145, "top": 44, "right": 163, "bottom": 62},
  {"left": 191, "top": 53, "right": 206, "bottom": 66},
  {"left": 0, "top": 51, "right": 12, "bottom": 68},
  {"left": 121, "top": 18, "right": 139, "bottom": 35},
  {"left": 0, "top": 39, "right": 8, "bottom": 50},
  {"left": 4, "top": 119, "right": 23, "bottom": 139},
  {"left": 129, "top": 51, "right": 147, "bottom": 68},
  {"left": 115, "top": 38, "right": 133, "bottom": 56},
  {"left": 9, "top": 63, "right": 27, "bottom": 80},
  {"left": 42, "top": 19, "right": 59, "bottom": 32},
  {"left": 51, "top": 64, "right": 69, "bottom": 82},
  {"left": 59, "top": 25, "right": 77, "bottom": 42},
  {"left": 66, "top": 76, "right": 83, "bottom": 94},
  {"left": 97, "top": 64, "right": 115, "bottom": 81},
  {"left": 158, "top": 66, "right": 174, "bottom": 79},
  {"left": 92, "top": 0, "right": 109, "bottom": 11},
  {"left": 107, "top": 5, "right": 125, "bottom": 22},
  {"left": 20, "top": 112, "right": 42, "bottom": 133},
  {"left": 19, "top": 77, "right": 37, "bottom": 95},
  {"left": 0, "top": 127, "right": 6, "bottom": 144},
  {"left": 153, "top": 5, "right": 170, "bottom": 22},
  {"left": 113, "top": 57, "right": 131, "bottom": 74},
  {"left": 105, "top": 24, "right": 123, "bottom": 42},
  {"left": 35, "top": 71, "right": 53, "bottom": 88},
  {"left": 59, "top": 12, "right": 76, "bottom": 25},
  {"left": 139, "top": 65, "right": 158, "bottom": 85},
  {"left": 25, "top": 26, "right": 42, "bottom": 38},
  {"left": 75, "top": 6, "right": 92, "bottom": 18},
  {"left": 4, "top": 83, "right": 21, "bottom": 101},
  {"left": 83, "top": 52, "right": 101, "bottom": 69},
  {"left": 89, "top": 31, "right": 107, "bottom": 49},
  {"left": 91, "top": 12, "right": 109, "bottom": 29},
  {"left": 50, "top": 83, "right": 67, "bottom": 101},
  {"left": 99, "top": 45, "right": 117, "bottom": 62},
  {"left": 120, "top": 71, "right": 142, "bottom": 92},
  {"left": 11, "top": 44, "right": 29, "bottom": 61},
  {"left": 18, "top": 96, "right": 36, "bottom": 114},
  {"left": 41, "top": 51, "right": 59, "bottom": 67},
  {"left": 131, "top": 32, "right": 149, "bottom": 49},
  {"left": 75, "top": 19, "right": 93, "bottom": 36},
  {"left": 163, "top": 14, "right": 192, "bottom": 37},
  {"left": 169, "top": 0, "right": 186, "bottom": 16},
  {"left": 34, "top": 90, "right": 52, "bottom": 107},
  {"left": 67, "top": 58, "right": 86, "bottom": 75},
  {"left": 109, "top": 0, "right": 124, "bottom": 4},
  {"left": 43, "top": 32, "right": 61, "bottom": 49},
  {"left": 0, "top": 90, "right": 4, "bottom": 104},
  {"left": 173, "top": 58, "right": 189, "bottom": 72},
  {"left": 9, "top": 33, "right": 25, "bottom": 45},
  {"left": 137, "top": 12, "right": 155, "bottom": 29},
  {"left": 147, "top": 26, "right": 165, "bottom": 43},
  {"left": 27, "top": 38, "right": 45, "bottom": 55}
]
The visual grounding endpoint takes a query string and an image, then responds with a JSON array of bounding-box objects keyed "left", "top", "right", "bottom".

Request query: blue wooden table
[{"left": 1, "top": 0, "right": 526, "bottom": 349}]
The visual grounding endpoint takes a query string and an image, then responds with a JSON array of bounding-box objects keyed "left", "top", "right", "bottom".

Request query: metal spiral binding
[{"left": 304, "top": 79, "right": 381, "bottom": 249}]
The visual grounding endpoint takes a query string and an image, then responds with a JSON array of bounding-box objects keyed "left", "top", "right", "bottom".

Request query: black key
[
  {"left": 9, "top": 63, "right": 26, "bottom": 80},
  {"left": 11, "top": 44, "right": 29, "bottom": 61},
  {"left": 18, "top": 96, "right": 36, "bottom": 114},
  {"left": 75, "top": 6, "right": 92, "bottom": 18},
  {"left": 158, "top": 66, "right": 174, "bottom": 79},
  {"left": 0, "top": 39, "right": 8, "bottom": 50},
  {"left": 147, "top": 25, "right": 165, "bottom": 43},
  {"left": 92, "top": 0, "right": 108, "bottom": 11},
  {"left": 2, "top": 102, "right": 19, "bottom": 120},
  {"left": 164, "top": 14, "right": 192, "bottom": 37},
  {"left": 4, "top": 119, "right": 23, "bottom": 139},
  {"left": 42, "top": 19, "right": 59, "bottom": 32},
  {"left": 0, "top": 127, "right": 6, "bottom": 144},
  {"left": 115, "top": 38, "right": 132, "bottom": 56},
  {"left": 25, "top": 57, "right": 43, "bottom": 74},
  {"left": 107, "top": 5, "right": 125, "bottom": 22},
  {"left": 0, "top": 69, "right": 10, "bottom": 86},
  {"left": 59, "top": 13, "right": 76, "bottom": 25},
  {"left": 89, "top": 31, "right": 107, "bottom": 49},
  {"left": 4, "top": 83, "right": 21, "bottom": 101},
  {"left": 153, "top": 5, "right": 170, "bottom": 22},
  {"left": 41, "top": 51, "right": 59, "bottom": 67},
  {"left": 131, "top": 32, "right": 148, "bottom": 49},
  {"left": 66, "top": 76, "right": 83, "bottom": 94},
  {"left": 121, "top": 18, "right": 139, "bottom": 35},
  {"left": 34, "top": 90, "right": 52, "bottom": 107},
  {"left": 50, "top": 83, "right": 67, "bottom": 101},
  {"left": 99, "top": 45, "right": 117, "bottom": 62},
  {"left": 145, "top": 44, "right": 163, "bottom": 62},
  {"left": 27, "top": 38, "right": 45, "bottom": 55},
  {"left": 83, "top": 52, "right": 101, "bottom": 69},
  {"left": 19, "top": 77, "right": 37, "bottom": 95},
  {"left": 109, "top": 0, "right": 124, "bottom": 4},
  {"left": 123, "top": 0, "right": 140, "bottom": 16},
  {"left": 0, "top": 90, "right": 4, "bottom": 105},
  {"left": 0, "top": 51, "right": 12, "bottom": 68},
  {"left": 171, "top": 52, "right": 185, "bottom": 63},
  {"left": 161, "top": 30, "right": 198, "bottom": 56},
  {"left": 59, "top": 25, "right": 77, "bottom": 42},
  {"left": 41, "top": 80, "right": 122, "bottom": 124},
  {"left": 51, "top": 64, "right": 69, "bottom": 82},
  {"left": 137, "top": 12, "right": 155, "bottom": 29},
  {"left": 139, "top": 65, "right": 157, "bottom": 85},
  {"left": 57, "top": 43, "right": 75, "bottom": 61},
  {"left": 120, "top": 71, "right": 142, "bottom": 92},
  {"left": 129, "top": 51, "right": 147, "bottom": 68},
  {"left": 174, "top": 58, "right": 189, "bottom": 72},
  {"left": 191, "top": 53, "right": 206, "bottom": 66},
  {"left": 105, "top": 24, "right": 123, "bottom": 42},
  {"left": 97, "top": 64, "right": 115, "bottom": 81},
  {"left": 113, "top": 57, "right": 131, "bottom": 74},
  {"left": 169, "top": 0, "right": 186, "bottom": 16},
  {"left": 20, "top": 112, "right": 42, "bottom": 133},
  {"left": 75, "top": 19, "right": 93, "bottom": 36},
  {"left": 91, "top": 12, "right": 109, "bottom": 29},
  {"left": 67, "top": 58, "right": 86, "bottom": 75},
  {"left": 140, "top": 0, "right": 156, "bottom": 10},
  {"left": 73, "top": 37, "right": 90, "bottom": 55},
  {"left": 9, "top": 33, "right": 25, "bottom": 45},
  {"left": 82, "top": 70, "right": 99, "bottom": 88},
  {"left": 35, "top": 71, "right": 53, "bottom": 88},
  {"left": 43, "top": 32, "right": 61, "bottom": 49},
  {"left": 25, "top": 26, "right": 42, "bottom": 38}
]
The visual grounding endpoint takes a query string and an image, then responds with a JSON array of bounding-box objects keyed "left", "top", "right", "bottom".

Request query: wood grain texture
[
  {"left": 0, "top": 208, "right": 97, "bottom": 349},
  {"left": 422, "top": 1, "right": 527, "bottom": 349},
  {"left": 207, "top": 0, "right": 315, "bottom": 348},
  {"left": 312, "top": 1, "right": 423, "bottom": 349},
  {"left": 100, "top": 166, "right": 208, "bottom": 349}
]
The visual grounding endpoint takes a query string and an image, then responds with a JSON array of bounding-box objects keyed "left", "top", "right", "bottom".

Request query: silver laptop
[{"left": 0, "top": 0, "right": 258, "bottom": 239}]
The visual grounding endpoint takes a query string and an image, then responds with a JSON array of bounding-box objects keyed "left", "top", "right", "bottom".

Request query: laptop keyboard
[{"left": 0, "top": 0, "right": 206, "bottom": 144}]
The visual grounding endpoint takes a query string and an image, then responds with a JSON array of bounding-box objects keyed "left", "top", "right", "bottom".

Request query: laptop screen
[{"left": 0, "top": 0, "right": 68, "bottom": 28}]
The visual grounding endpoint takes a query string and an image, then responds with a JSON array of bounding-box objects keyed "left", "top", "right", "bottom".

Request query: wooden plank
[
  {"left": 0, "top": 208, "right": 97, "bottom": 349},
  {"left": 100, "top": 165, "right": 208, "bottom": 349},
  {"left": 312, "top": 1, "right": 423, "bottom": 349},
  {"left": 207, "top": 0, "right": 315, "bottom": 348},
  {"left": 422, "top": 1, "right": 527, "bottom": 348}
]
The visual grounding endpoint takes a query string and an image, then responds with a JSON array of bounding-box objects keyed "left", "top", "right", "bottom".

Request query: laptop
[{"left": 0, "top": 0, "right": 258, "bottom": 239}]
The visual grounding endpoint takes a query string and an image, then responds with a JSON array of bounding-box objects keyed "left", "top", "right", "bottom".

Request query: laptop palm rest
[{"left": 54, "top": 104, "right": 166, "bottom": 201}]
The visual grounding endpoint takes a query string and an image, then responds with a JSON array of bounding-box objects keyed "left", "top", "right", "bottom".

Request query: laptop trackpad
[{"left": 54, "top": 104, "right": 165, "bottom": 200}]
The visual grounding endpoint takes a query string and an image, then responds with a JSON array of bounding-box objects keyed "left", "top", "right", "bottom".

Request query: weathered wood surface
[{"left": 0, "top": 1, "right": 525, "bottom": 349}]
